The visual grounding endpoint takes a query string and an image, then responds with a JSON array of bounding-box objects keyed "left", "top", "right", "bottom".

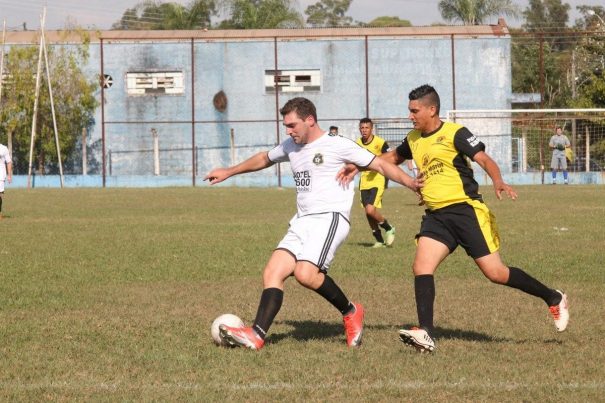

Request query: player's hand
[
  {"left": 411, "top": 172, "right": 425, "bottom": 205},
  {"left": 494, "top": 180, "right": 517, "bottom": 201},
  {"left": 409, "top": 171, "right": 424, "bottom": 192},
  {"left": 204, "top": 168, "right": 230, "bottom": 185},
  {"left": 336, "top": 163, "right": 358, "bottom": 188}
]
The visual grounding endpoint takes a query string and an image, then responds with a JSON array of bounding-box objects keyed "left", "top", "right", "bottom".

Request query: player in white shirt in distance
[
  {"left": 205, "top": 97, "right": 423, "bottom": 350},
  {"left": 0, "top": 143, "right": 13, "bottom": 219}
]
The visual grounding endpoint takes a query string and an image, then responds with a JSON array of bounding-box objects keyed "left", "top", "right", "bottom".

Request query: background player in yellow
[{"left": 356, "top": 118, "right": 396, "bottom": 248}]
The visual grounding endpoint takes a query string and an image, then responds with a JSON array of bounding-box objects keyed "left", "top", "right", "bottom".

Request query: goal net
[{"left": 446, "top": 109, "right": 605, "bottom": 178}]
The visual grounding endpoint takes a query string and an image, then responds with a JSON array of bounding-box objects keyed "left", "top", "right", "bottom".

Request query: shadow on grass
[
  {"left": 355, "top": 242, "right": 377, "bottom": 248},
  {"left": 267, "top": 320, "right": 395, "bottom": 344},
  {"left": 264, "top": 320, "right": 563, "bottom": 346},
  {"left": 430, "top": 326, "right": 564, "bottom": 345}
]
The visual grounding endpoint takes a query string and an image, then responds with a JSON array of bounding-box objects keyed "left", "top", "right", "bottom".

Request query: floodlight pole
[{"left": 27, "top": 8, "right": 47, "bottom": 189}]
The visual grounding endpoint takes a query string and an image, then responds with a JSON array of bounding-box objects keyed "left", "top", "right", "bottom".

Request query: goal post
[{"left": 446, "top": 108, "right": 605, "bottom": 183}]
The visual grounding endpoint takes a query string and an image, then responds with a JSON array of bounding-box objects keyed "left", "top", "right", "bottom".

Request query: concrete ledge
[{"left": 6, "top": 172, "right": 604, "bottom": 189}]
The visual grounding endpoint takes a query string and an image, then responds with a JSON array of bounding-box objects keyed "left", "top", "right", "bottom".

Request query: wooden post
[
  {"left": 152, "top": 128, "right": 160, "bottom": 176},
  {"left": 82, "top": 127, "right": 87, "bottom": 175},
  {"left": 585, "top": 126, "right": 590, "bottom": 172},
  {"left": 230, "top": 128, "right": 235, "bottom": 165},
  {"left": 41, "top": 21, "right": 64, "bottom": 187},
  {"left": 27, "top": 8, "right": 46, "bottom": 189},
  {"left": 0, "top": 20, "right": 5, "bottom": 106},
  {"left": 521, "top": 129, "right": 528, "bottom": 173}
]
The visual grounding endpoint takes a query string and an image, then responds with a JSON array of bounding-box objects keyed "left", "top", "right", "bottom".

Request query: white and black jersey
[{"left": 268, "top": 132, "right": 375, "bottom": 220}]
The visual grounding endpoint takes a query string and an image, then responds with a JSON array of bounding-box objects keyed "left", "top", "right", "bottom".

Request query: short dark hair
[
  {"left": 280, "top": 97, "right": 318, "bottom": 122},
  {"left": 329, "top": 126, "right": 338, "bottom": 131},
  {"left": 359, "top": 117, "right": 373, "bottom": 125},
  {"left": 409, "top": 84, "right": 440, "bottom": 114}
]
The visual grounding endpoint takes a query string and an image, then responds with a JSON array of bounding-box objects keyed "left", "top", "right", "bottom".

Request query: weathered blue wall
[{"left": 6, "top": 30, "right": 529, "bottom": 187}]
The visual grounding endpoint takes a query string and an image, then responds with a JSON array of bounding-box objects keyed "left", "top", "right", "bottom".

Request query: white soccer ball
[{"left": 211, "top": 313, "right": 244, "bottom": 346}]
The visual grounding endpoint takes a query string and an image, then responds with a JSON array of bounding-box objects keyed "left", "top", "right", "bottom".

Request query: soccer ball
[{"left": 211, "top": 313, "right": 244, "bottom": 346}]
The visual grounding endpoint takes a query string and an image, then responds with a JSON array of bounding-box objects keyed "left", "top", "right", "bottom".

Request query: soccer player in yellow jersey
[
  {"left": 338, "top": 85, "right": 569, "bottom": 353},
  {"left": 356, "top": 118, "right": 396, "bottom": 248}
]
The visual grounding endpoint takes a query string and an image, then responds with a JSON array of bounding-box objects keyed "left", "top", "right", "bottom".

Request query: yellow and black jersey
[
  {"left": 395, "top": 121, "right": 485, "bottom": 211},
  {"left": 356, "top": 135, "right": 389, "bottom": 190}
]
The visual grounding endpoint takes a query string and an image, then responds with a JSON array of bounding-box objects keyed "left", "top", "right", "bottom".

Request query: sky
[{"left": 0, "top": 0, "right": 602, "bottom": 31}]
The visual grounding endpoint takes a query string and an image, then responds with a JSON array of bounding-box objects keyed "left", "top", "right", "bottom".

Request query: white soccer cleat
[
  {"left": 399, "top": 327, "right": 435, "bottom": 353},
  {"left": 549, "top": 290, "right": 569, "bottom": 332},
  {"left": 384, "top": 227, "right": 396, "bottom": 246}
]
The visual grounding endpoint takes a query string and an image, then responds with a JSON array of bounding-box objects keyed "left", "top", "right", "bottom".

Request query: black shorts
[
  {"left": 417, "top": 201, "right": 500, "bottom": 259},
  {"left": 360, "top": 187, "right": 383, "bottom": 207}
]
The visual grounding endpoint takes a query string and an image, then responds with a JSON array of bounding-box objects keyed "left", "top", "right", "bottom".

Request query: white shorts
[
  {"left": 0, "top": 180, "right": 4, "bottom": 193},
  {"left": 277, "top": 212, "right": 351, "bottom": 272}
]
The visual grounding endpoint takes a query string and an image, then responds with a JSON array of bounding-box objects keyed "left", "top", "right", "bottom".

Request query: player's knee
[
  {"left": 293, "top": 267, "right": 319, "bottom": 288},
  {"left": 483, "top": 268, "right": 508, "bottom": 284}
]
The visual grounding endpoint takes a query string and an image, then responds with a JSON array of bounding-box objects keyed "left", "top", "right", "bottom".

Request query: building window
[
  {"left": 265, "top": 69, "right": 321, "bottom": 93},
  {"left": 126, "top": 71, "right": 184, "bottom": 95}
]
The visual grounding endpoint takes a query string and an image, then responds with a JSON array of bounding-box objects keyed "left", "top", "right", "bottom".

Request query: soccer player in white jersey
[
  {"left": 0, "top": 143, "right": 13, "bottom": 219},
  {"left": 205, "top": 97, "right": 423, "bottom": 350}
]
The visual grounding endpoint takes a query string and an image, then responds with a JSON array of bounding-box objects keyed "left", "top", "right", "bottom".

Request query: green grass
[{"left": 0, "top": 185, "right": 604, "bottom": 401}]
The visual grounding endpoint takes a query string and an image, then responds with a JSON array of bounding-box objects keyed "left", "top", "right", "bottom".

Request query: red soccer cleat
[
  {"left": 219, "top": 325, "right": 265, "bottom": 350},
  {"left": 343, "top": 303, "right": 364, "bottom": 347}
]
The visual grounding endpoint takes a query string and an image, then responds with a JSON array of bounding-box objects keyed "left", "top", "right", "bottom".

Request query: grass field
[{"left": 0, "top": 185, "right": 604, "bottom": 401}]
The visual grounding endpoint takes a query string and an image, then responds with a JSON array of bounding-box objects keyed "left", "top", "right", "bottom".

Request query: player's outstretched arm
[
  {"left": 336, "top": 149, "right": 406, "bottom": 187},
  {"left": 368, "top": 157, "right": 424, "bottom": 193},
  {"left": 473, "top": 151, "right": 517, "bottom": 201},
  {"left": 205, "top": 151, "right": 272, "bottom": 185}
]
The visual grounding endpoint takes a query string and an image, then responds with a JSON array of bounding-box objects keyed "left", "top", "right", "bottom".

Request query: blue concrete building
[{"left": 4, "top": 22, "right": 538, "bottom": 188}]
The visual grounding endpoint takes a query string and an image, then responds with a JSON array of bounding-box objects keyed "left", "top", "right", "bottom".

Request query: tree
[
  {"left": 112, "top": 0, "right": 217, "bottom": 30},
  {"left": 305, "top": 0, "right": 354, "bottom": 27},
  {"left": 522, "top": 0, "right": 570, "bottom": 51},
  {"left": 438, "top": 0, "right": 519, "bottom": 25},
  {"left": 511, "top": 33, "right": 570, "bottom": 107},
  {"left": 365, "top": 16, "right": 412, "bottom": 27},
  {"left": 218, "top": 0, "right": 304, "bottom": 29},
  {"left": 0, "top": 34, "right": 97, "bottom": 174},
  {"left": 569, "top": 7, "right": 605, "bottom": 108}
]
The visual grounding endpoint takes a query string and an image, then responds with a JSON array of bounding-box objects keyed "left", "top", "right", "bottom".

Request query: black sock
[
  {"left": 0, "top": 195, "right": 3, "bottom": 213},
  {"left": 252, "top": 288, "right": 283, "bottom": 339},
  {"left": 314, "top": 274, "right": 352, "bottom": 315},
  {"left": 415, "top": 275, "right": 435, "bottom": 336},
  {"left": 505, "top": 267, "right": 561, "bottom": 306},
  {"left": 372, "top": 230, "right": 384, "bottom": 243},
  {"left": 379, "top": 220, "right": 392, "bottom": 232}
]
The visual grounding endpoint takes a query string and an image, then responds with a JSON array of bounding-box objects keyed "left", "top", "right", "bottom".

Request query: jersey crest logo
[
  {"left": 422, "top": 154, "right": 430, "bottom": 168},
  {"left": 313, "top": 153, "right": 324, "bottom": 165},
  {"left": 436, "top": 136, "right": 446, "bottom": 143}
]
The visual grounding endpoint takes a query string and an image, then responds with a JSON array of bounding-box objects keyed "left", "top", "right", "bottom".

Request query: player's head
[
  {"left": 359, "top": 118, "right": 373, "bottom": 141},
  {"left": 407, "top": 85, "right": 440, "bottom": 132},
  {"left": 280, "top": 97, "right": 318, "bottom": 122},
  {"left": 556, "top": 126, "right": 563, "bottom": 134},
  {"left": 409, "top": 85, "right": 440, "bottom": 114},
  {"left": 329, "top": 126, "right": 338, "bottom": 134},
  {"left": 280, "top": 97, "right": 318, "bottom": 144}
]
